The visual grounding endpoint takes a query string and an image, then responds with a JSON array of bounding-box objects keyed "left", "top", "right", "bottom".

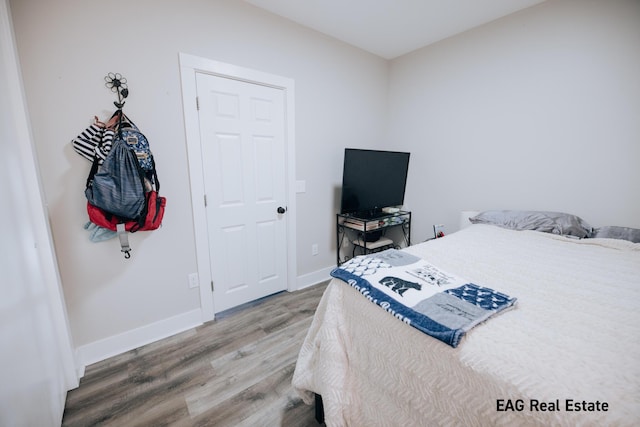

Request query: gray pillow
[
  {"left": 469, "top": 210, "right": 593, "bottom": 238},
  {"left": 593, "top": 226, "right": 640, "bottom": 243}
]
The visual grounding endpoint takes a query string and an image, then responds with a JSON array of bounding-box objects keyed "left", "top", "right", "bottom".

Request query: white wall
[
  {"left": 9, "top": 0, "right": 388, "bottom": 364},
  {"left": 388, "top": 0, "right": 640, "bottom": 241},
  {"left": 1, "top": 0, "right": 77, "bottom": 423}
]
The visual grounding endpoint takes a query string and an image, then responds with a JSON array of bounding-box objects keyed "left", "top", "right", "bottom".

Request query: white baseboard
[
  {"left": 295, "top": 265, "right": 334, "bottom": 290},
  {"left": 74, "top": 267, "right": 335, "bottom": 380},
  {"left": 75, "top": 308, "right": 203, "bottom": 376}
]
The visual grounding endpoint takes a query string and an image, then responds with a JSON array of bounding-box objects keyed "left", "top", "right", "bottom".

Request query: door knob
[{"left": 277, "top": 206, "right": 287, "bottom": 214}]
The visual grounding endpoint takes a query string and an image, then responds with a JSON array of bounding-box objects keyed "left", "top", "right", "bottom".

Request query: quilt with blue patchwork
[{"left": 331, "top": 249, "right": 517, "bottom": 348}]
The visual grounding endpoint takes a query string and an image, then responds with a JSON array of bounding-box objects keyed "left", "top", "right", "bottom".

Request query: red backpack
[{"left": 87, "top": 190, "right": 166, "bottom": 232}]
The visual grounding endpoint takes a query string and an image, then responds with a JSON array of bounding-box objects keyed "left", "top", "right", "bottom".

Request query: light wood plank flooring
[{"left": 62, "top": 282, "right": 328, "bottom": 427}]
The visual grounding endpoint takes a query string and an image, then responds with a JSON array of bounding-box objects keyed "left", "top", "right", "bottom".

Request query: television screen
[{"left": 340, "top": 148, "right": 410, "bottom": 218}]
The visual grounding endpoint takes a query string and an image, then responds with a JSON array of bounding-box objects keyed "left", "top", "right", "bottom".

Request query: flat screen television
[{"left": 340, "top": 148, "right": 410, "bottom": 219}]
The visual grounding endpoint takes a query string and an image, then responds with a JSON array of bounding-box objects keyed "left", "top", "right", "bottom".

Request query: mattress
[{"left": 292, "top": 224, "right": 640, "bottom": 426}]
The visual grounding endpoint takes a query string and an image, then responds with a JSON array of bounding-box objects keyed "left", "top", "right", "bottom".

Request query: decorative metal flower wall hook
[{"left": 105, "top": 72, "right": 129, "bottom": 108}]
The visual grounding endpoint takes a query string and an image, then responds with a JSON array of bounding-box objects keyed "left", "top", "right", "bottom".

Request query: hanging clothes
[{"left": 71, "top": 114, "right": 118, "bottom": 163}]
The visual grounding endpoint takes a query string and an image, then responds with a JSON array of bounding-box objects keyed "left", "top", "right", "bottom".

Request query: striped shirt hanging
[{"left": 71, "top": 124, "right": 114, "bottom": 164}]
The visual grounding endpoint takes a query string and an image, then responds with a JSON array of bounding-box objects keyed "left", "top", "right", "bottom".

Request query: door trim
[{"left": 179, "top": 53, "right": 297, "bottom": 322}]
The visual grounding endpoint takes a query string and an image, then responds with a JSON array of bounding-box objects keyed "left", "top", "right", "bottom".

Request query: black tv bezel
[{"left": 339, "top": 148, "right": 410, "bottom": 219}]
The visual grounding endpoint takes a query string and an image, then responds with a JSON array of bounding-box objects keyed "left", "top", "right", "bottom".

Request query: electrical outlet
[
  {"left": 312, "top": 244, "right": 319, "bottom": 256},
  {"left": 188, "top": 272, "right": 199, "bottom": 289},
  {"left": 433, "top": 224, "right": 446, "bottom": 238}
]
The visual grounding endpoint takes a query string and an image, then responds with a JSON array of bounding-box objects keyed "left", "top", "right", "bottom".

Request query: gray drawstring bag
[{"left": 85, "top": 137, "right": 146, "bottom": 220}]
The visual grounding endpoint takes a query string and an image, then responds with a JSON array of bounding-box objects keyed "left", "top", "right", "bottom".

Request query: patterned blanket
[{"left": 331, "top": 249, "right": 517, "bottom": 347}]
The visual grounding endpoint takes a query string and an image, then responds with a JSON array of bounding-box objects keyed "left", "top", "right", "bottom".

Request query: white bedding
[{"left": 292, "top": 224, "right": 640, "bottom": 426}]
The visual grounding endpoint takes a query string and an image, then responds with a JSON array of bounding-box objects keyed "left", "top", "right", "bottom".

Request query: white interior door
[{"left": 196, "top": 73, "right": 288, "bottom": 313}]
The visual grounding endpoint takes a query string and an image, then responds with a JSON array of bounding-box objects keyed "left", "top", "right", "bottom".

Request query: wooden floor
[{"left": 62, "top": 282, "right": 328, "bottom": 427}]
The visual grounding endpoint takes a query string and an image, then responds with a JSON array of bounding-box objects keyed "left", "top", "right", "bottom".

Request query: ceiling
[{"left": 244, "top": 0, "right": 546, "bottom": 59}]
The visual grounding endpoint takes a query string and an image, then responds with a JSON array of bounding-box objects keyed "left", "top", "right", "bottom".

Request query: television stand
[{"left": 336, "top": 211, "right": 411, "bottom": 265}]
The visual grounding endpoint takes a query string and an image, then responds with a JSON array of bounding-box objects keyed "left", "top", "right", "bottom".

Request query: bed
[{"left": 292, "top": 219, "right": 640, "bottom": 426}]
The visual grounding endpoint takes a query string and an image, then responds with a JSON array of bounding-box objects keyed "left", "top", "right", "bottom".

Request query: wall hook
[{"left": 105, "top": 72, "right": 129, "bottom": 109}]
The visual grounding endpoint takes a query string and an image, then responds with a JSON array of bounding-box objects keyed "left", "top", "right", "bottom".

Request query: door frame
[{"left": 179, "top": 53, "right": 297, "bottom": 322}]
